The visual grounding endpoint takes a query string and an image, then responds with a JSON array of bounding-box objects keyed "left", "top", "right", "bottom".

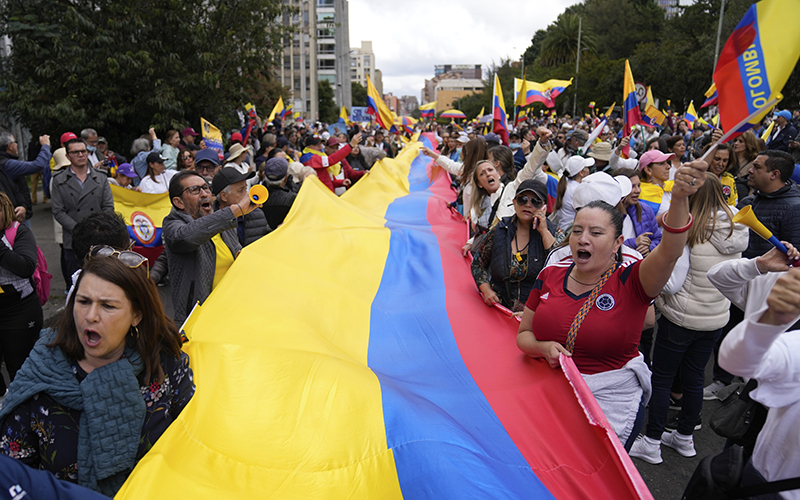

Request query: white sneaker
[
  {"left": 661, "top": 430, "right": 696, "bottom": 458},
  {"left": 703, "top": 380, "right": 727, "bottom": 400},
  {"left": 630, "top": 435, "right": 662, "bottom": 464}
]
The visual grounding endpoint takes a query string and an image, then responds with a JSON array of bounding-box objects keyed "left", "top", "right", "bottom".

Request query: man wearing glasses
[
  {"left": 163, "top": 170, "right": 260, "bottom": 324},
  {"left": 193, "top": 149, "right": 222, "bottom": 184},
  {"left": 51, "top": 138, "right": 115, "bottom": 284}
]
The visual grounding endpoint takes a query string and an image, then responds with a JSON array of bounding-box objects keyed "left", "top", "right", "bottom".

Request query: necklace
[
  {"left": 513, "top": 226, "right": 531, "bottom": 262},
  {"left": 569, "top": 263, "right": 615, "bottom": 286},
  {"left": 569, "top": 274, "right": 600, "bottom": 286}
]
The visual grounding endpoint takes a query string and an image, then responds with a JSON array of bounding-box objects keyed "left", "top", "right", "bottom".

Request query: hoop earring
[{"left": 130, "top": 325, "right": 139, "bottom": 339}]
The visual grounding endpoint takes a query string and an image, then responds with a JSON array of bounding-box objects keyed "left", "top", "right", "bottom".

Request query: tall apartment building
[
  {"left": 350, "top": 41, "right": 376, "bottom": 90},
  {"left": 654, "top": 0, "right": 679, "bottom": 18},
  {"left": 275, "top": 0, "right": 351, "bottom": 120},
  {"left": 317, "top": 0, "right": 351, "bottom": 111}
]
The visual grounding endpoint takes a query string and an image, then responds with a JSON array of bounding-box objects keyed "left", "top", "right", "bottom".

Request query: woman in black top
[{"left": 0, "top": 192, "right": 42, "bottom": 391}]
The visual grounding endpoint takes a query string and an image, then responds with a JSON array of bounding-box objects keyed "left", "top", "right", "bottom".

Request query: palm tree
[{"left": 539, "top": 14, "right": 598, "bottom": 67}]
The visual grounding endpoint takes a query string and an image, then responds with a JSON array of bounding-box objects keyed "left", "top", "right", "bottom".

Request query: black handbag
[{"left": 709, "top": 379, "right": 768, "bottom": 447}]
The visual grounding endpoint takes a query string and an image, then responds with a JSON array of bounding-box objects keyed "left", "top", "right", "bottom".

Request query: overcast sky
[{"left": 348, "top": 0, "right": 694, "bottom": 100}]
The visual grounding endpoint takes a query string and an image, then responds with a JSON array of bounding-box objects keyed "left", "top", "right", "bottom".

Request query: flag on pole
[
  {"left": 245, "top": 103, "right": 257, "bottom": 118},
  {"left": 642, "top": 87, "right": 666, "bottom": 127},
  {"left": 713, "top": 0, "right": 800, "bottom": 137},
  {"left": 268, "top": 97, "right": 284, "bottom": 122},
  {"left": 515, "top": 108, "right": 528, "bottom": 126},
  {"left": 366, "top": 75, "right": 395, "bottom": 129},
  {"left": 684, "top": 101, "right": 697, "bottom": 129},
  {"left": 492, "top": 74, "right": 510, "bottom": 146},
  {"left": 200, "top": 117, "right": 223, "bottom": 156},
  {"left": 419, "top": 102, "right": 436, "bottom": 119},
  {"left": 622, "top": 60, "right": 644, "bottom": 157},
  {"left": 280, "top": 100, "right": 293, "bottom": 120},
  {"left": 700, "top": 83, "right": 718, "bottom": 109},
  {"left": 339, "top": 106, "right": 352, "bottom": 126},
  {"left": 761, "top": 120, "right": 775, "bottom": 141},
  {"left": 514, "top": 78, "right": 573, "bottom": 108},
  {"left": 474, "top": 106, "right": 485, "bottom": 124},
  {"left": 605, "top": 102, "right": 617, "bottom": 119}
]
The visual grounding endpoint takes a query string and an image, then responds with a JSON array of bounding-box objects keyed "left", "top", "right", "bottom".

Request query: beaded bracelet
[{"left": 661, "top": 212, "right": 693, "bottom": 234}]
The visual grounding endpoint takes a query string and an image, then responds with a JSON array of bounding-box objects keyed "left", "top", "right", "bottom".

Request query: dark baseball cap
[
  {"left": 211, "top": 167, "right": 255, "bottom": 195},
  {"left": 264, "top": 157, "right": 289, "bottom": 180},
  {"left": 515, "top": 179, "right": 547, "bottom": 204},
  {"left": 146, "top": 151, "right": 166, "bottom": 164},
  {"left": 194, "top": 149, "right": 221, "bottom": 166}
]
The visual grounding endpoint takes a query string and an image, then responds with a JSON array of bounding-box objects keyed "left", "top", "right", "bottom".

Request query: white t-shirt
[{"left": 139, "top": 170, "right": 177, "bottom": 194}]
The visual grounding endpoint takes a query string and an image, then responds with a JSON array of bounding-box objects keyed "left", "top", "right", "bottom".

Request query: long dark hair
[
  {"left": 488, "top": 145, "right": 516, "bottom": 181},
  {"left": 51, "top": 256, "right": 183, "bottom": 383},
  {"left": 614, "top": 168, "right": 642, "bottom": 223},
  {"left": 460, "top": 138, "right": 488, "bottom": 185}
]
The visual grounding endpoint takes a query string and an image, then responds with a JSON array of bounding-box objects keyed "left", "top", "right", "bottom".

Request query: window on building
[
  {"left": 316, "top": 27, "right": 334, "bottom": 38},
  {"left": 317, "top": 0, "right": 334, "bottom": 5},
  {"left": 284, "top": 56, "right": 290, "bottom": 70},
  {"left": 364, "top": 56, "right": 370, "bottom": 66},
  {"left": 294, "top": 76, "right": 301, "bottom": 92},
  {"left": 293, "top": 58, "right": 300, "bottom": 70},
  {"left": 318, "top": 43, "right": 335, "bottom": 54},
  {"left": 318, "top": 59, "right": 335, "bottom": 70},
  {"left": 318, "top": 74, "right": 336, "bottom": 84},
  {"left": 317, "top": 12, "right": 334, "bottom": 23}
]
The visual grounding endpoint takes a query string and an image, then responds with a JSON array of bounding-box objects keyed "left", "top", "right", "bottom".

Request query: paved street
[{"left": 28, "top": 186, "right": 728, "bottom": 500}]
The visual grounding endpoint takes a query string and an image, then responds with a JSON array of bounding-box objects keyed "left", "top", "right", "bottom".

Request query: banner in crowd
[
  {"left": 200, "top": 117, "right": 223, "bottom": 155},
  {"left": 351, "top": 106, "right": 370, "bottom": 123},
  {"left": 110, "top": 185, "right": 170, "bottom": 264},
  {"left": 117, "top": 134, "right": 652, "bottom": 499},
  {"left": 713, "top": 0, "right": 800, "bottom": 136}
]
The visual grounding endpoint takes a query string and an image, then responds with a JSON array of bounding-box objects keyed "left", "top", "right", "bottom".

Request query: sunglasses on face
[
  {"left": 180, "top": 183, "right": 212, "bottom": 195},
  {"left": 515, "top": 195, "right": 545, "bottom": 208},
  {"left": 182, "top": 155, "right": 193, "bottom": 160},
  {"left": 88, "top": 245, "right": 149, "bottom": 274}
]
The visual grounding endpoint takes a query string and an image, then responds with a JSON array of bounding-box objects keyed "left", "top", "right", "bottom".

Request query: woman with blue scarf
[{"left": 0, "top": 249, "right": 194, "bottom": 496}]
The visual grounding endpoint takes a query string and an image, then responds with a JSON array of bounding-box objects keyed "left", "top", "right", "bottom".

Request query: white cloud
[{"left": 348, "top": 0, "right": 578, "bottom": 99}]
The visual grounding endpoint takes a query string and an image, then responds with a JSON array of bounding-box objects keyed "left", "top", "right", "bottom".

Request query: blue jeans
[{"left": 645, "top": 316, "right": 721, "bottom": 439}]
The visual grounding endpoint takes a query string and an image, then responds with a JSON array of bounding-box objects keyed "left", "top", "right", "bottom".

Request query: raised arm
[{"left": 638, "top": 160, "right": 708, "bottom": 297}]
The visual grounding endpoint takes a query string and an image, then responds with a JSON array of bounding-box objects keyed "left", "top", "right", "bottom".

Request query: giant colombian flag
[
  {"left": 713, "top": 0, "right": 800, "bottom": 136},
  {"left": 117, "top": 135, "right": 652, "bottom": 499},
  {"left": 110, "top": 185, "right": 170, "bottom": 263}
]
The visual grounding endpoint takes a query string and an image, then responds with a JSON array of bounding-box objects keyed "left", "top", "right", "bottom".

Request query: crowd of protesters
[{"left": 0, "top": 100, "right": 798, "bottom": 497}]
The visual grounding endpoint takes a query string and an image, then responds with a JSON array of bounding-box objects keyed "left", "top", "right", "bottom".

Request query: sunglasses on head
[
  {"left": 515, "top": 194, "right": 545, "bottom": 208},
  {"left": 88, "top": 245, "right": 149, "bottom": 274}
]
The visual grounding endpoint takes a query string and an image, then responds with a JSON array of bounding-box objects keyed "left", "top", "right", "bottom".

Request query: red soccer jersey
[{"left": 525, "top": 260, "right": 655, "bottom": 374}]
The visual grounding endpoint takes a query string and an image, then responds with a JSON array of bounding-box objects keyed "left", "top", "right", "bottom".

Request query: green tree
[
  {"left": 0, "top": 0, "right": 295, "bottom": 148},
  {"left": 351, "top": 82, "right": 367, "bottom": 107},
  {"left": 539, "top": 14, "right": 598, "bottom": 67},
  {"left": 318, "top": 79, "right": 337, "bottom": 123}
]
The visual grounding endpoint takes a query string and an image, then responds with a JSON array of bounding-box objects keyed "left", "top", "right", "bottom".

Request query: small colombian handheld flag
[{"left": 366, "top": 75, "right": 395, "bottom": 130}]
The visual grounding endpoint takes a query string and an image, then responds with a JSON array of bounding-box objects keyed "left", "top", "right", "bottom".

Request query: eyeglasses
[
  {"left": 68, "top": 150, "right": 88, "bottom": 156},
  {"left": 182, "top": 155, "right": 194, "bottom": 161},
  {"left": 88, "top": 245, "right": 149, "bottom": 274},
  {"left": 180, "top": 183, "right": 212, "bottom": 195},
  {"left": 195, "top": 163, "right": 217, "bottom": 172},
  {"left": 515, "top": 195, "right": 545, "bottom": 208}
]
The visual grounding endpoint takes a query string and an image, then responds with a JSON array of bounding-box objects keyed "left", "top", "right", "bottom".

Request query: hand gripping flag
[
  {"left": 367, "top": 75, "right": 395, "bottom": 130},
  {"left": 622, "top": 60, "right": 644, "bottom": 157},
  {"left": 713, "top": 0, "right": 800, "bottom": 137},
  {"left": 492, "top": 74, "right": 510, "bottom": 146},
  {"left": 684, "top": 101, "right": 697, "bottom": 129},
  {"left": 116, "top": 134, "right": 653, "bottom": 500}
]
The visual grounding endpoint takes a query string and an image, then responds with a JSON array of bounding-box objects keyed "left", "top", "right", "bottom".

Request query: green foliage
[
  {"left": 0, "top": 0, "right": 295, "bottom": 148},
  {"left": 317, "top": 79, "right": 337, "bottom": 123},
  {"left": 520, "top": 0, "right": 799, "bottom": 115},
  {"left": 539, "top": 14, "right": 598, "bottom": 67},
  {"left": 351, "top": 82, "right": 367, "bottom": 107}
]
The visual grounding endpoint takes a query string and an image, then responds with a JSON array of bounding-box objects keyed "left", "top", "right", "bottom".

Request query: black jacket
[
  {"left": 766, "top": 124, "right": 797, "bottom": 153},
  {"left": 261, "top": 183, "right": 296, "bottom": 229},
  {"left": 739, "top": 182, "right": 800, "bottom": 258}
]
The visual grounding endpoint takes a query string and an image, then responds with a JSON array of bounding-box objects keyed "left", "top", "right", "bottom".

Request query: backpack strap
[{"left": 3, "top": 221, "right": 19, "bottom": 247}]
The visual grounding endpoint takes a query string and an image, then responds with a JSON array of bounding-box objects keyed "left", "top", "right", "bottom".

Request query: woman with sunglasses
[
  {"left": 0, "top": 192, "right": 42, "bottom": 393},
  {"left": 472, "top": 180, "right": 556, "bottom": 313},
  {"left": 177, "top": 149, "right": 195, "bottom": 171},
  {"left": 0, "top": 248, "right": 194, "bottom": 495}
]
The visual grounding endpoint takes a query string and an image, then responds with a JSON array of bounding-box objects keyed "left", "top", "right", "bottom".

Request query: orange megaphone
[
  {"left": 249, "top": 184, "right": 268, "bottom": 205},
  {"left": 734, "top": 205, "right": 800, "bottom": 267}
]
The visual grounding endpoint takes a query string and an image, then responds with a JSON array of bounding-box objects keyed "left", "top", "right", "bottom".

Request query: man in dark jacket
[
  {"left": 739, "top": 150, "right": 800, "bottom": 259},
  {"left": 211, "top": 168, "right": 269, "bottom": 247},
  {"left": 0, "top": 132, "right": 51, "bottom": 225},
  {"left": 162, "top": 170, "right": 258, "bottom": 324},
  {"left": 261, "top": 157, "right": 296, "bottom": 229}
]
